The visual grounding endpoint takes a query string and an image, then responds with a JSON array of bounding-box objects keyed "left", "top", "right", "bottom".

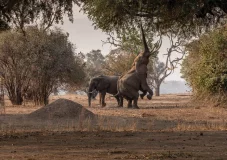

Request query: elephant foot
[
  {"left": 127, "top": 104, "right": 132, "bottom": 108},
  {"left": 132, "top": 105, "right": 140, "bottom": 109},
  {"left": 139, "top": 94, "right": 144, "bottom": 99},
  {"left": 147, "top": 94, "right": 152, "bottom": 100},
  {"left": 117, "top": 105, "right": 123, "bottom": 108},
  {"left": 101, "top": 103, "right": 106, "bottom": 107}
]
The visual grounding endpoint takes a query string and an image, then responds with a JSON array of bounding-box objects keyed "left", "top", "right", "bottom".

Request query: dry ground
[{"left": 0, "top": 94, "right": 227, "bottom": 159}]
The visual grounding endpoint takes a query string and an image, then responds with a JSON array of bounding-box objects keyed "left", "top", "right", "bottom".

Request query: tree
[
  {"left": 148, "top": 58, "right": 165, "bottom": 96},
  {"left": 0, "top": 30, "right": 33, "bottom": 105},
  {"left": 104, "top": 25, "right": 185, "bottom": 97},
  {"left": 148, "top": 58, "right": 176, "bottom": 96},
  {"left": 104, "top": 25, "right": 161, "bottom": 75},
  {"left": 0, "top": 26, "right": 86, "bottom": 105},
  {"left": 56, "top": 51, "right": 87, "bottom": 94},
  {"left": 80, "top": 0, "right": 227, "bottom": 39},
  {"left": 104, "top": 48, "right": 137, "bottom": 76},
  {"left": 104, "top": 25, "right": 156, "bottom": 54},
  {"left": 0, "top": 0, "right": 80, "bottom": 31},
  {"left": 148, "top": 33, "right": 185, "bottom": 96},
  {"left": 86, "top": 49, "right": 105, "bottom": 78},
  {"left": 181, "top": 27, "right": 227, "bottom": 104},
  {"left": 30, "top": 28, "right": 86, "bottom": 105}
]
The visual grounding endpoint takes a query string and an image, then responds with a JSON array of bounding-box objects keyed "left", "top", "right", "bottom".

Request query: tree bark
[
  {"left": 155, "top": 83, "right": 160, "bottom": 96},
  {"left": 7, "top": 86, "right": 23, "bottom": 105}
]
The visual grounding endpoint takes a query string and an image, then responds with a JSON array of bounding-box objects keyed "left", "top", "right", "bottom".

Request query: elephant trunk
[
  {"left": 141, "top": 24, "right": 149, "bottom": 53},
  {"left": 88, "top": 92, "right": 92, "bottom": 107},
  {"left": 88, "top": 84, "right": 94, "bottom": 107}
]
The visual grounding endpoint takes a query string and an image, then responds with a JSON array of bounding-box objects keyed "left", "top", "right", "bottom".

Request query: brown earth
[
  {"left": 0, "top": 94, "right": 227, "bottom": 159},
  {"left": 27, "top": 99, "right": 95, "bottom": 120}
]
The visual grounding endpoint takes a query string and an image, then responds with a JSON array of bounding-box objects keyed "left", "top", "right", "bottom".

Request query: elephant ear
[{"left": 96, "top": 77, "right": 110, "bottom": 91}]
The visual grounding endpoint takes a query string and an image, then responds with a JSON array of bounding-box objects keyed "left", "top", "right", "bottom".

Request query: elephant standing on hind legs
[
  {"left": 88, "top": 75, "right": 123, "bottom": 107},
  {"left": 118, "top": 25, "right": 161, "bottom": 109}
]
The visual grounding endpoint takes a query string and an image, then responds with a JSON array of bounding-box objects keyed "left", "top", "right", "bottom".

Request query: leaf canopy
[
  {"left": 0, "top": 0, "right": 80, "bottom": 30},
  {"left": 80, "top": 0, "right": 227, "bottom": 38}
]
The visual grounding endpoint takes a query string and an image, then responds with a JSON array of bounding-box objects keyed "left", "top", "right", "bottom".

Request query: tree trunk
[
  {"left": 42, "top": 93, "right": 49, "bottom": 106},
  {"left": 10, "top": 95, "right": 23, "bottom": 105},
  {"left": 37, "top": 90, "right": 49, "bottom": 106},
  {"left": 8, "top": 87, "right": 23, "bottom": 105},
  {"left": 155, "top": 83, "right": 160, "bottom": 96}
]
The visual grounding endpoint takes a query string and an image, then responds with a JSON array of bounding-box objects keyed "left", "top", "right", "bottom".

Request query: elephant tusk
[
  {"left": 110, "top": 92, "right": 120, "bottom": 97},
  {"left": 88, "top": 90, "right": 95, "bottom": 94}
]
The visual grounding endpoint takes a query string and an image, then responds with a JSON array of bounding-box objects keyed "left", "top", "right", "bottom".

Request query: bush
[
  {"left": 0, "top": 27, "right": 86, "bottom": 105},
  {"left": 181, "top": 27, "right": 227, "bottom": 104}
]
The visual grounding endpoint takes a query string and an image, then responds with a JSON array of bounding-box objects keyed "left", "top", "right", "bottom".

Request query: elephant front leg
[
  {"left": 101, "top": 91, "right": 106, "bottom": 107},
  {"left": 139, "top": 87, "right": 147, "bottom": 99},
  {"left": 99, "top": 92, "right": 102, "bottom": 105},
  {"left": 140, "top": 74, "right": 153, "bottom": 100}
]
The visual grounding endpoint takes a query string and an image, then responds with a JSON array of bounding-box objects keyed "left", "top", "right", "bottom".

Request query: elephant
[
  {"left": 88, "top": 75, "right": 123, "bottom": 107},
  {"left": 91, "top": 90, "right": 98, "bottom": 99},
  {"left": 118, "top": 25, "right": 158, "bottom": 109}
]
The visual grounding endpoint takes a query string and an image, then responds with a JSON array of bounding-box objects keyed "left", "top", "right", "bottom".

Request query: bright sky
[{"left": 55, "top": 6, "right": 185, "bottom": 81}]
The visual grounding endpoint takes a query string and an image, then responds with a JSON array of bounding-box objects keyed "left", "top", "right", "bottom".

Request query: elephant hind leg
[
  {"left": 114, "top": 96, "right": 121, "bottom": 107},
  {"left": 132, "top": 98, "right": 139, "bottom": 109},
  {"left": 127, "top": 92, "right": 139, "bottom": 109},
  {"left": 127, "top": 99, "right": 133, "bottom": 108},
  {"left": 118, "top": 96, "right": 123, "bottom": 107}
]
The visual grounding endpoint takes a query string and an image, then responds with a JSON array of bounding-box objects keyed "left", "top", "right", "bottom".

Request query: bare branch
[
  {"left": 102, "top": 32, "right": 122, "bottom": 47},
  {"left": 148, "top": 31, "right": 186, "bottom": 95}
]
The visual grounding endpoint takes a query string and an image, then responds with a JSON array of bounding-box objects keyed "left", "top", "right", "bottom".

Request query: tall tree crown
[{"left": 80, "top": 0, "right": 227, "bottom": 38}]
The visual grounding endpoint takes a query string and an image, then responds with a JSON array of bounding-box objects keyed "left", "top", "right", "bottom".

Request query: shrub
[{"left": 181, "top": 27, "right": 227, "bottom": 104}]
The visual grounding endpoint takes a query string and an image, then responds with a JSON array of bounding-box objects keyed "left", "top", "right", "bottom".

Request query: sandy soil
[{"left": 0, "top": 94, "right": 227, "bottom": 159}]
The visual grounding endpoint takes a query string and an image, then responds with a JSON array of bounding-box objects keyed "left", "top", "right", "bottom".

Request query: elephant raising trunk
[{"left": 117, "top": 24, "right": 161, "bottom": 109}]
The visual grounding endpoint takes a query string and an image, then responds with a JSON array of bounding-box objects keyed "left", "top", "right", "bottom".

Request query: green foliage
[
  {"left": 0, "top": 0, "right": 79, "bottom": 30},
  {"left": 103, "top": 24, "right": 159, "bottom": 76},
  {"left": 181, "top": 27, "right": 227, "bottom": 103},
  {"left": 80, "top": 0, "right": 227, "bottom": 39},
  {"left": 117, "top": 25, "right": 156, "bottom": 54},
  {"left": 103, "top": 48, "right": 137, "bottom": 76},
  {"left": 85, "top": 49, "right": 105, "bottom": 78},
  {"left": 0, "top": 26, "right": 86, "bottom": 105}
]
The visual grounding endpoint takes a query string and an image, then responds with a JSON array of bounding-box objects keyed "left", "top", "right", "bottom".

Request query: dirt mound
[{"left": 27, "top": 99, "right": 95, "bottom": 120}]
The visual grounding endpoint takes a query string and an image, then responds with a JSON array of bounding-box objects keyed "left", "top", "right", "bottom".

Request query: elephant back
[{"left": 106, "top": 76, "right": 119, "bottom": 95}]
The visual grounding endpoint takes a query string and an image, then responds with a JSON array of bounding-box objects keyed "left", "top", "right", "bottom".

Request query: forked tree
[{"left": 148, "top": 32, "right": 185, "bottom": 96}]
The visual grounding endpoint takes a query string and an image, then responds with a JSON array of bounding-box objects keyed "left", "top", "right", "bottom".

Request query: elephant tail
[{"left": 110, "top": 92, "right": 120, "bottom": 97}]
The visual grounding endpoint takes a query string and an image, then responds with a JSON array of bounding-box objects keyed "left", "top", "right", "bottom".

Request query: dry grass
[
  {"left": 1, "top": 95, "right": 227, "bottom": 160},
  {"left": 1, "top": 93, "right": 227, "bottom": 134}
]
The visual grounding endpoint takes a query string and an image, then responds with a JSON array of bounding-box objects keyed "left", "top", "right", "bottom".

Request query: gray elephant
[
  {"left": 118, "top": 25, "right": 159, "bottom": 109},
  {"left": 88, "top": 75, "right": 123, "bottom": 107}
]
